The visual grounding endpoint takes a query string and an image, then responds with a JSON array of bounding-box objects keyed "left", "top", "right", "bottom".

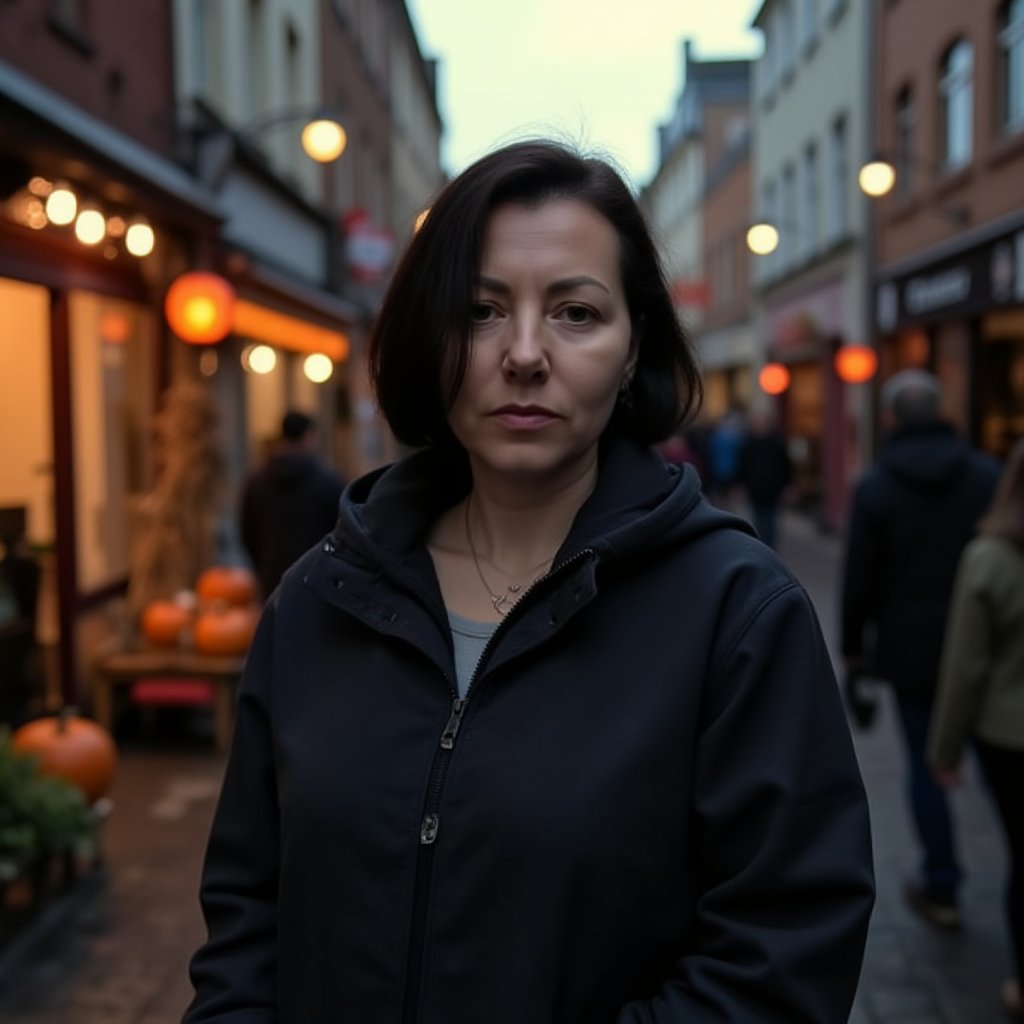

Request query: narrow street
[{"left": 0, "top": 512, "right": 1013, "bottom": 1023}]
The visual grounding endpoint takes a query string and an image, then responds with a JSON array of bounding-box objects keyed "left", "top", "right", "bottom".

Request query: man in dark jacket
[
  {"left": 842, "top": 369, "right": 1000, "bottom": 930},
  {"left": 737, "top": 409, "right": 792, "bottom": 549},
  {"left": 240, "top": 410, "right": 346, "bottom": 600}
]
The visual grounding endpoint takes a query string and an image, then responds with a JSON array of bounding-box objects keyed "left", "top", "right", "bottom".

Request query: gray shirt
[{"left": 447, "top": 610, "right": 499, "bottom": 697}]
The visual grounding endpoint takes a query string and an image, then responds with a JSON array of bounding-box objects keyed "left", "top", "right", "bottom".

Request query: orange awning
[{"left": 233, "top": 299, "right": 349, "bottom": 361}]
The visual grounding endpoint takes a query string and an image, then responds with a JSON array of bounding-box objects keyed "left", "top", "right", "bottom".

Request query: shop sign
[
  {"left": 342, "top": 208, "right": 395, "bottom": 285},
  {"left": 875, "top": 223, "right": 1024, "bottom": 330}
]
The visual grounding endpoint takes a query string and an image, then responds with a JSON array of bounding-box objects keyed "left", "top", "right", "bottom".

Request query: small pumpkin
[
  {"left": 196, "top": 566, "right": 258, "bottom": 608},
  {"left": 193, "top": 606, "right": 256, "bottom": 657},
  {"left": 12, "top": 709, "right": 117, "bottom": 805},
  {"left": 141, "top": 599, "right": 193, "bottom": 647}
]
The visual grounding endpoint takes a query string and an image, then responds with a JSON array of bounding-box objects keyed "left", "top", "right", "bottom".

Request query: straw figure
[{"left": 126, "top": 379, "right": 224, "bottom": 622}]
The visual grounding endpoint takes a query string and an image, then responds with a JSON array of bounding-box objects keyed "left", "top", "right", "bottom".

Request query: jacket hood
[
  {"left": 880, "top": 421, "right": 972, "bottom": 491},
  {"left": 328, "top": 431, "right": 751, "bottom": 594}
]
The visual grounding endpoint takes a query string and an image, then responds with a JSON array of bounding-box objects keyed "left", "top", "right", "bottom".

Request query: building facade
[
  {"left": 0, "top": 0, "right": 442, "bottom": 712},
  {"left": 870, "top": 0, "right": 1024, "bottom": 458},
  {"left": 750, "top": 0, "right": 873, "bottom": 530}
]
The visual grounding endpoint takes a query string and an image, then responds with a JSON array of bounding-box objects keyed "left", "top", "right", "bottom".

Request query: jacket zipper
[{"left": 401, "top": 548, "right": 594, "bottom": 1024}]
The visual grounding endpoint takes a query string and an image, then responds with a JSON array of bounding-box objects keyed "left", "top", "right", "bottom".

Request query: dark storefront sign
[{"left": 876, "top": 218, "right": 1024, "bottom": 331}]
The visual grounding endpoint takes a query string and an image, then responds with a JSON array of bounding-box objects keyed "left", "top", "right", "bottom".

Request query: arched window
[
  {"left": 939, "top": 39, "right": 974, "bottom": 169},
  {"left": 999, "top": 0, "right": 1024, "bottom": 133}
]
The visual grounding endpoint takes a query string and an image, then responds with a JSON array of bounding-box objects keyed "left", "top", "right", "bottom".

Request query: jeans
[
  {"left": 976, "top": 739, "right": 1024, "bottom": 984},
  {"left": 894, "top": 694, "right": 961, "bottom": 898}
]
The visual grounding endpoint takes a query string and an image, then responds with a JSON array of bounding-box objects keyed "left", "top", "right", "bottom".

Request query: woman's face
[{"left": 447, "top": 198, "right": 635, "bottom": 488}]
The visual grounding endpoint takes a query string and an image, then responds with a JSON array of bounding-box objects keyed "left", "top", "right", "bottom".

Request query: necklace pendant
[
  {"left": 507, "top": 583, "right": 520, "bottom": 593},
  {"left": 491, "top": 593, "right": 509, "bottom": 613}
]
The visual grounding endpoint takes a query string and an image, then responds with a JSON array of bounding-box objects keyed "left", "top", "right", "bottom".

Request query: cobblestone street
[{"left": 0, "top": 512, "right": 1014, "bottom": 1022}]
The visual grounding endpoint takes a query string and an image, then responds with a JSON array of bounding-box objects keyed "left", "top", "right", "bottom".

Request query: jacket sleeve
[
  {"left": 616, "top": 582, "right": 875, "bottom": 1023},
  {"left": 928, "top": 544, "right": 993, "bottom": 770},
  {"left": 184, "top": 603, "right": 280, "bottom": 1022},
  {"left": 841, "top": 482, "right": 878, "bottom": 663}
]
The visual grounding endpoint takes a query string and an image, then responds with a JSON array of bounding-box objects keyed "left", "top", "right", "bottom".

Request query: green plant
[{"left": 0, "top": 729, "right": 98, "bottom": 884}]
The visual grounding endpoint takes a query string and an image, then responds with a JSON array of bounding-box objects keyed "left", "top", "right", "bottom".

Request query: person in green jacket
[{"left": 930, "top": 436, "right": 1024, "bottom": 1019}]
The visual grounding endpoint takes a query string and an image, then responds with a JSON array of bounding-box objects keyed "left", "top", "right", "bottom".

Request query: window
[
  {"left": 243, "top": 0, "right": 266, "bottom": 121},
  {"left": 827, "top": 115, "right": 848, "bottom": 241},
  {"left": 939, "top": 38, "right": 973, "bottom": 169},
  {"left": 801, "top": 0, "right": 818, "bottom": 54},
  {"left": 760, "top": 17, "right": 777, "bottom": 100},
  {"left": 779, "top": 0, "right": 797, "bottom": 81},
  {"left": 781, "top": 163, "right": 798, "bottom": 270},
  {"left": 801, "top": 143, "right": 819, "bottom": 259},
  {"left": 895, "top": 85, "right": 916, "bottom": 195},
  {"left": 999, "top": 0, "right": 1024, "bottom": 133}
]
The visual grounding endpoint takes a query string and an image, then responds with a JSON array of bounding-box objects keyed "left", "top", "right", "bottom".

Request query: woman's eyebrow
[{"left": 475, "top": 275, "right": 611, "bottom": 295}]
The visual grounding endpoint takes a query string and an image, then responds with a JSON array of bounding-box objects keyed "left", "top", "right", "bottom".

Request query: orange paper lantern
[
  {"left": 165, "top": 271, "right": 236, "bottom": 345},
  {"left": 759, "top": 362, "right": 791, "bottom": 395},
  {"left": 834, "top": 344, "right": 878, "bottom": 384}
]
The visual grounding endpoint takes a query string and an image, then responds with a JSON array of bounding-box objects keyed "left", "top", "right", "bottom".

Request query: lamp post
[{"left": 238, "top": 107, "right": 348, "bottom": 164}]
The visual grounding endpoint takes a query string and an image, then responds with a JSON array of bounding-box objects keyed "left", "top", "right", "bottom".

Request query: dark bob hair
[{"left": 369, "top": 139, "right": 702, "bottom": 448}]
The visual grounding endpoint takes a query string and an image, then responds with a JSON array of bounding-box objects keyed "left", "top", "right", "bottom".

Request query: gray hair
[{"left": 880, "top": 369, "right": 941, "bottom": 426}]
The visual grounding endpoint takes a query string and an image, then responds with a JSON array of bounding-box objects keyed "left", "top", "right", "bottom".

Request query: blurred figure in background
[
  {"left": 929, "top": 436, "right": 1024, "bottom": 1018},
  {"left": 706, "top": 407, "right": 745, "bottom": 507},
  {"left": 240, "top": 410, "right": 346, "bottom": 600},
  {"left": 841, "top": 368, "right": 1000, "bottom": 930},
  {"left": 736, "top": 407, "right": 792, "bottom": 550}
]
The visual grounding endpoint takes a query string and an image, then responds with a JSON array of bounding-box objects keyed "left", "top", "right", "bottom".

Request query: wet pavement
[{"left": 0, "top": 511, "right": 1014, "bottom": 1022}]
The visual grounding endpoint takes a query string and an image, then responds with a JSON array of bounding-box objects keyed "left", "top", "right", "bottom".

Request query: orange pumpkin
[
  {"left": 193, "top": 606, "right": 256, "bottom": 656},
  {"left": 141, "top": 599, "right": 193, "bottom": 647},
  {"left": 12, "top": 710, "right": 117, "bottom": 805},
  {"left": 196, "top": 566, "right": 258, "bottom": 608}
]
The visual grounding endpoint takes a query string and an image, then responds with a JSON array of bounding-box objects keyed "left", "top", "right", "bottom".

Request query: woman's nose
[{"left": 501, "top": 317, "right": 549, "bottom": 382}]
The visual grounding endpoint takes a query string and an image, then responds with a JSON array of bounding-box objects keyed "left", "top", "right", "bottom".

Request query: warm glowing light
[
  {"left": 99, "top": 312, "right": 132, "bottom": 344},
  {"left": 303, "top": 352, "right": 334, "bottom": 383},
  {"left": 125, "top": 221, "right": 155, "bottom": 256},
  {"left": 25, "top": 199, "right": 47, "bottom": 230},
  {"left": 301, "top": 118, "right": 347, "bottom": 162},
  {"left": 414, "top": 207, "right": 430, "bottom": 233},
  {"left": 834, "top": 344, "right": 878, "bottom": 383},
  {"left": 164, "top": 271, "right": 236, "bottom": 344},
  {"left": 746, "top": 222, "right": 780, "bottom": 256},
  {"left": 858, "top": 160, "right": 896, "bottom": 198},
  {"left": 232, "top": 300, "right": 349, "bottom": 361},
  {"left": 75, "top": 208, "right": 106, "bottom": 245},
  {"left": 45, "top": 187, "right": 77, "bottom": 225},
  {"left": 106, "top": 215, "right": 127, "bottom": 238},
  {"left": 28, "top": 176, "right": 52, "bottom": 197},
  {"left": 245, "top": 344, "right": 277, "bottom": 374},
  {"left": 759, "top": 362, "right": 791, "bottom": 395}
]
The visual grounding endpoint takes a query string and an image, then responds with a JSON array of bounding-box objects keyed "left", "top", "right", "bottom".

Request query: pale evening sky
[{"left": 405, "top": 1, "right": 764, "bottom": 191}]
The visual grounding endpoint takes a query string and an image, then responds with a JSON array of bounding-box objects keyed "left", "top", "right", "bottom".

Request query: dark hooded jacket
[
  {"left": 240, "top": 449, "right": 345, "bottom": 599},
  {"left": 841, "top": 421, "right": 1000, "bottom": 698},
  {"left": 187, "top": 433, "right": 873, "bottom": 1024}
]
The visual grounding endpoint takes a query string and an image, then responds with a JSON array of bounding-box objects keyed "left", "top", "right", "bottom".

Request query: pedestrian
[
  {"left": 928, "top": 436, "right": 1024, "bottom": 1018},
  {"left": 841, "top": 368, "right": 1000, "bottom": 930},
  {"left": 706, "top": 407, "right": 745, "bottom": 507},
  {"left": 239, "top": 409, "right": 346, "bottom": 600},
  {"left": 185, "top": 139, "right": 873, "bottom": 1023},
  {"left": 736, "top": 407, "right": 792, "bottom": 549}
]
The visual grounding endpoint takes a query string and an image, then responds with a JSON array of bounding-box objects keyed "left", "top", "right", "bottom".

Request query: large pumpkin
[
  {"left": 193, "top": 606, "right": 256, "bottom": 656},
  {"left": 196, "top": 566, "right": 258, "bottom": 607},
  {"left": 12, "top": 710, "right": 117, "bottom": 805},
  {"left": 141, "top": 599, "right": 193, "bottom": 647}
]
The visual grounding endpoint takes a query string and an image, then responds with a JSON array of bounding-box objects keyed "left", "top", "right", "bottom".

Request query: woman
[
  {"left": 185, "top": 140, "right": 873, "bottom": 1023},
  {"left": 930, "top": 437, "right": 1024, "bottom": 1019}
]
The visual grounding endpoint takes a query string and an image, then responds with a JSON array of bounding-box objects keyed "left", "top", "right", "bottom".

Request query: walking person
[
  {"left": 929, "top": 437, "right": 1024, "bottom": 1017},
  {"left": 841, "top": 368, "right": 1000, "bottom": 929},
  {"left": 239, "top": 410, "right": 346, "bottom": 600},
  {"left": 186, "top": 140, "right": 873, "bottom": 1023},
  {"left": 736, "top": 408, "right": 792, "bottom": 550}
]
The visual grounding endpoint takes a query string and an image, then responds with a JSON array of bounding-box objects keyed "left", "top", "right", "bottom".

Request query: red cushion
[{"left": 130, "top": 678, "right": 216, "bottom": 707}]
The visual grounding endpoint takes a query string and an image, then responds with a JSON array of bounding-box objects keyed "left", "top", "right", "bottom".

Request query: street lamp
[
  {"left": 238, "top": 107, "right": 348, "bottom": 163},
  {"left": 746, "top": 221, "right": 781, "bottom": 256},
  {"left": 856, "top": 152, "right": 969, "bottom": 225}
]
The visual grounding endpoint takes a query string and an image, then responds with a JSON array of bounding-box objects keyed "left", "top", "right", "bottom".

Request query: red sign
[
  {"left": 342, "top": 208, "right": 396, "bottom": 284},
  {"left": 671, "top": 278, "right": 711, "bottom": 310}
]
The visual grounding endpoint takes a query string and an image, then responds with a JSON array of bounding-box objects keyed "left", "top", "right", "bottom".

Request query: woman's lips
[{"left": 492, "top": 406, "right": 559, "bottom": 430}]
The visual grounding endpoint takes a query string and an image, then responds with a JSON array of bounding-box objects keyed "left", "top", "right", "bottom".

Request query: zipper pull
[
  {"left": 440, "top": 698, "right": 467, "bottom": 750},
  {"left": 420, "top": 813, "right": 439, "bottom": 845}
]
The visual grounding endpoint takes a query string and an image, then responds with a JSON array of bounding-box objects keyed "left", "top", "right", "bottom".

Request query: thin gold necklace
[{"left": 464, "top": 497, "right": 555, "bottom": 615}]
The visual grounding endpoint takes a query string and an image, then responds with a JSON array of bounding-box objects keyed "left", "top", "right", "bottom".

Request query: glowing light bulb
[
  {"left": 45, "top": 187, "right": 77, "bottom": 225},
  {"left": 75, "top": 208, "right": 106, "bottom": 245},
  {"left": 303, "top": 353, "right": 333, "bottom": 383},
  {"left": 125, "top": 221, "right": 155, "bottom": 256}
]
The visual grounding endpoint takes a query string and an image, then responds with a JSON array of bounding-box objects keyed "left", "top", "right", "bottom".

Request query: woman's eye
[
  {"left": 559, "top": 304, "right": 596, "bottom": 325},
  {"left": 471, "top": 302, "right": 497, "bottom": 323}
]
